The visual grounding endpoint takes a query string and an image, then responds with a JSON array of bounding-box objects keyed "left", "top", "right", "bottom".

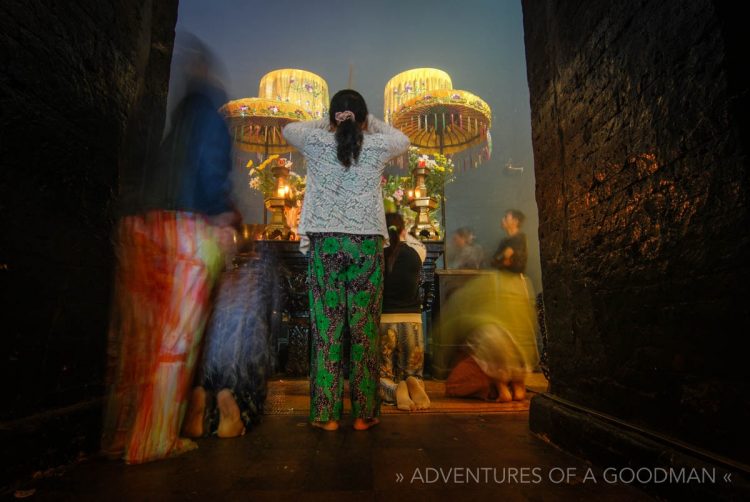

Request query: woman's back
[
  {"left": 283, "top": 116, "right": 409, "bottom": 249},
  {"left": 383, "top": 243, "right": 423, "bottom": 314}
]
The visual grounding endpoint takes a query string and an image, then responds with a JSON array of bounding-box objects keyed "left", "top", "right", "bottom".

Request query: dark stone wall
[
  {"left": 523, "top": 0, "right": 749, "bottom": 463},
  {"left": 0, "top": 0, "right": 178, "bottom": 484}
]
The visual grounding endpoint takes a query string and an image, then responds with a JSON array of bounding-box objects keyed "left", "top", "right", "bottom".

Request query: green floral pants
[{"left": 307, "top": 233, "right": 384, "bottom": 422}]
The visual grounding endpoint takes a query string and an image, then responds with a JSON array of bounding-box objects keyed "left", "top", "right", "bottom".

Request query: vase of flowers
[
  {"left": 406, "top": 147, "right": 454, "bottom": 239},
  {"left": 381, "top": 174, "right": 412, "bottom": 214},
  {"left": 247, "top": 156, "right": 299, "bottom": 239},
  {"left": 247, "top": 155, "right": 281, "bottom": 200}
]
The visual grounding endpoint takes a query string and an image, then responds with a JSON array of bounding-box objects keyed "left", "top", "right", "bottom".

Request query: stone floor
[{"left": 22, "top": 411, "right": 654, "bottom": 501}]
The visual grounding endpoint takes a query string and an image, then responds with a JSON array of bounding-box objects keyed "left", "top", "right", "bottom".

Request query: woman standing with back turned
[{"left": 283, "top": 90, "right": 410, "bottom": 431}]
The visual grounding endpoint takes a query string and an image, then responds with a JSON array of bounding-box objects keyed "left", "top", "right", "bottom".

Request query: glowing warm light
[
  {"left": 277, "top": 185, "right": 289, "bottom": 197},
  {"left": 384, "top": 68, "right": 453, "bottom": 122},
  {"left": 258, "top": 69, "right": 330, "bottom": 118},
  {"left": 415, "top": 189, "right": 422, "bottom": 198}
]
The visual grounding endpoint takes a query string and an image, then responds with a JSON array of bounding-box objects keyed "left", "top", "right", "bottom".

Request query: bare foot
[
  {"left": 406, "top": 376, "right": 431, "bottom": 410},
  {"left": 396, "top": 380, "right": 416, "bottom": 411},
  {"left": 353, "top": 418, "right": 380, "bottom": 431},
  {"left": 217, "top": 389, "right": 245, "bottom": 438},
  {"left": 310, "top": 420, "right": 339, "bottom": 431},
  {"left": 511, "top": 380, "right": 527, "bottom": 401},
  {"left": 495, "top": 381, "right": 512, "bottom": 403},
  {"left": 182, "top": 386, "right": 206, "bottom": 438}
]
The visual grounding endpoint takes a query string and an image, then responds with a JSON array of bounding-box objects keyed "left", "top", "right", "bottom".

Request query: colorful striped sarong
[{"left": 101, "top": 210, "right": 224, "bottom": 464}]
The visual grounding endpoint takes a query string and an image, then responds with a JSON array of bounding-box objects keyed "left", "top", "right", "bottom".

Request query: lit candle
[
  {"left": 415, "top": 189, "right": 421, "bottom": 198},
  {"left": 408, "top": 190, "right": 414, "bottom": 199},
  {"left": 278, "top": 185, "right": 288, "bottom": 197}
]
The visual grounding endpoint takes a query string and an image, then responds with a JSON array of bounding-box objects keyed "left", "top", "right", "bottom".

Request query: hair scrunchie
[{"left": 334, "top": 110, "right": 356, "bottom": 123}]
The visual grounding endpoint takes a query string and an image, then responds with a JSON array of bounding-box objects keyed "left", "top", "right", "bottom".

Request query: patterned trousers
[
  {"left": 379, "top": 316, "right": 425, "bottom": 403},
  {"left": 307, "top": 233, "right": 384, "bottom": 421}
]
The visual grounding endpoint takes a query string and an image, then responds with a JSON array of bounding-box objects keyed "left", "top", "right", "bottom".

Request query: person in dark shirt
[
  {"left": 379, "top": 213, "right": 431, "bottom": 411},
  {"left": 491, "top": 209, "right": 528, "bottom": 274}
]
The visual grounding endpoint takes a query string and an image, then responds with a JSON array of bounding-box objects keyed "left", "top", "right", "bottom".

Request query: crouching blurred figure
[
  {"left": 182, "top": 241, "right": 281, "bottom": 439},
  {"left": 101, "top": 33, "right": 237, "bottom": 463},
  {"left": 439, "top": 270, "right": 539, "bottom": 402}
]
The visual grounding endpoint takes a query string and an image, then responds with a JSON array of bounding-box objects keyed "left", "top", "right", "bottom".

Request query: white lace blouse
[{"left": 282, "top": 115, "right": 410, "bottom": 254}]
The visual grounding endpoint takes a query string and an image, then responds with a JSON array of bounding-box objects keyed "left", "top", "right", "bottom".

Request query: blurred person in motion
[
  {"left": 448, "top": 226, "right": 485, "bottom": 269},
  {"left": 283, "top": 89, "right": 409, "bottom": 431},
  {"left": 440, "top": 270, "right": 539, "bottom": 402},
  {"left": 439, "top": 211, "right": 537, "bottom": 402},
  {"left": 379, "top": 213, "right": 430, "bottom": 412},
  {"left": 101, "top": 33, "right": 237, "bottom": 463},
  {"left": 182, "top": 240, "right": 282, "bottom": 439}
]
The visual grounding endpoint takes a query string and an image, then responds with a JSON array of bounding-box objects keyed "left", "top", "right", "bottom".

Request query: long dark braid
[{"left": 384, "top": 212, "right": 405, "bottom": 274}]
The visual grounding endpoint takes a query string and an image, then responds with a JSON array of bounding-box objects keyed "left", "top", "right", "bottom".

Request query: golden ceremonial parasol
[
  {"left": 384, "top": 68, "right": 493, "bottom": 245},
  {"left": 259, "top": 68, "right": 329, "bottom": 119},
  {"left": 221, "top": 69, "right": 329, "bottom": 157},
  {"left": 221, "top": 69, "right": 329, "bottom": 232},
  {"left": 390, "top": 88, "right": 492, "bottom": 158},
  {"left": 221, "top": 98, "right": 313, "bottom": 156},
  {"left": 384, "top": 68, "right": 453, "bottom": 124}
]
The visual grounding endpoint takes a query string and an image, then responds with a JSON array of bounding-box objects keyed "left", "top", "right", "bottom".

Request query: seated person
[
  {"left": 379, "top": 213, "right": 431, "bottom": 411},
  {"left": 183, "top": 242, "right": 281, "bottom": 438},
  {"left": 446, "top": 323, "right": 529, "bottom": 402}
]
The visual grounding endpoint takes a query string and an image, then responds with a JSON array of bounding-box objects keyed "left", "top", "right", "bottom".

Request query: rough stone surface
[
  {"left": 522, "top": 0, "right": 749, "bottom": 463},
  {"left": 0, "top": 0, "right": 178, "bottom": 488}
]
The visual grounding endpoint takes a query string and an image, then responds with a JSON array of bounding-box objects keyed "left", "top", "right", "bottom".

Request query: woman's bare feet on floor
[
  {"left": 396, "top": 380, "right": 416, "bottom": 411},
  {"left": 406, "top": 376, "right": 431, "bottom": 410},
  {"left": 511, "top": 380, "right": 526, "bottom": 401},
  {"left": 310, "top": 420, "right": 340, "bottom": 431},
  {"left": 217, "top": 389, "right": 245, "bottom": 438},
  {"left": 182, "top": 386, "right": 206, "bottom": 438},
  {"left": 495, "top": 381, "right": 512, "bottom": 402},
  {"left": 353, "top": 417, "right": 380, "bottom": 431}
]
